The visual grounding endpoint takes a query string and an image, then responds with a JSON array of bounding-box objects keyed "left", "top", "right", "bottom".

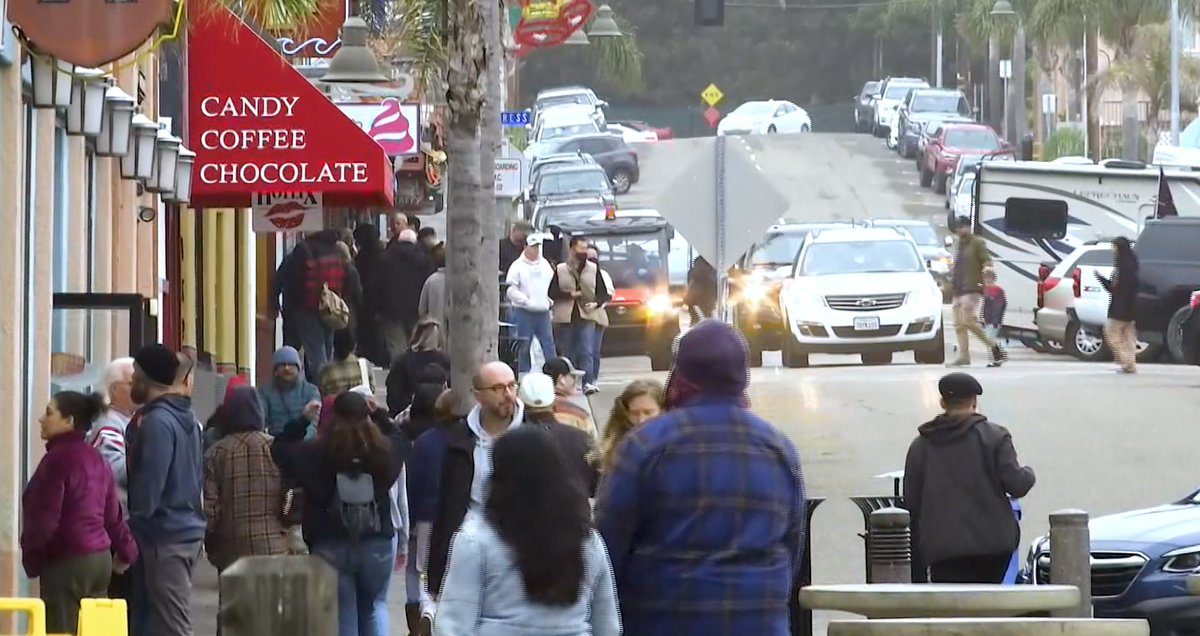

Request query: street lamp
[
  {"left": 95, "top": 86, "right": 136, "bottom": 157},
  {"left": 168, "top": 148, "right": 196, "bottom": 205},
  {"left": 30, "top": 56, "right": 75, "bottom": 109},
  {"left": 147, "top": 127, "right": 182, "bottom": 194},
  {"left": 66, "top": 69, "right": 109, "bottom": 137},
  {"left": 990, "top": 0, "right": 1015, "bottom": 16},
  {"left": 563, "top": 28, "right": 590, "bottom": 45},
  {"left": 587, "top": 5, "right": 622, "bottom": 38},
  {"left": 321, "top": 16, "right": 391, "bottom": 83},
  {"left": 121, "top": 115, "right": 159, "bottom": 181}
]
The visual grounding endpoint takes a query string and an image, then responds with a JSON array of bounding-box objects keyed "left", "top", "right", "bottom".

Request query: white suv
[
  {"left": 1034, "top": 241, "right": 1158, "bottom": 362},
  {"left": 779, "top": 227, "right": 945, "bottom": 367}
]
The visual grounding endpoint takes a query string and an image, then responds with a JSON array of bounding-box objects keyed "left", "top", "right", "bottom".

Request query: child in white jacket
[{"left": 505, "top": 235, "right": 558, "bottom": 372}]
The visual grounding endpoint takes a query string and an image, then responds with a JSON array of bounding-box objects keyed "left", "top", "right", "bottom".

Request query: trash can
[
  {"left": 498, "top": 321, "right": 526, "bottom": 377},
  {"left": 789, "top": 497, "right": 824, "bottom": 636},
  {"left": 1020, "top": 131, "right": 1035, "bottom": 161},
  {"left": 850, "top": 495, "right": 904, "bottom": 583}
]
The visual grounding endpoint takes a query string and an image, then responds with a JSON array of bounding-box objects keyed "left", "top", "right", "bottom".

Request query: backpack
[
  {"left": 303, "top": 243, "right": 350, "bottom": 329},
  {"left": 332, "top": 462, "right": 382, "bottom": 541}
]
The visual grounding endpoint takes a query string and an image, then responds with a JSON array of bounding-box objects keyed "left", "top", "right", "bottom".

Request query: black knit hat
[{"left": 134, "top": 344, "right": 180, "bottom": 386}]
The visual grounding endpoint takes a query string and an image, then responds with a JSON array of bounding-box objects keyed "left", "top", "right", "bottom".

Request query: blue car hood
[{"left": 1089, "top": 502, "right": 1200, "bottom": 553}]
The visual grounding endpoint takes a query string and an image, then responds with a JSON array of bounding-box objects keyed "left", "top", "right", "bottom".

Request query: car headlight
[
  {"left": 646, "top": 294, "right": 672, "bottom": 313},
  {"left": 743, "top": 279, "right": 768, "bottom": 303},
  {"left": 790, "top": 288, "right": 823, "bottom": 306},
  {"left": 1162, "top": 545, "right": 1200, "bottom": 572},
  {"left": 909, "top": 285, "right": 941, "bottom": 305}
]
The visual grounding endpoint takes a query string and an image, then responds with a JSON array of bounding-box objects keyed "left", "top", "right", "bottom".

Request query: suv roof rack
[{"left": 1101, "top": 159, "right": 1147, "bottom": 170}]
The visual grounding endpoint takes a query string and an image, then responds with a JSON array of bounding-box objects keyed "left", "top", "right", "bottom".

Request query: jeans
[
  {"left": 293, "top": 310, "right": 334, "bottom": 382},
  {"left": 133, "top": 540, "right": 202, "bottom": 636},
  {"left": 561, "top": 321, "right": 598, "bottom": 385},
  {"left": 591, "top": 325, "right": 605, "bottom": 382},
  {"left": 313, "top": 535, "right": 396, "bottom": 636},
  {"left": 514, "top": 309, "right": 556, "bottom": 373}
]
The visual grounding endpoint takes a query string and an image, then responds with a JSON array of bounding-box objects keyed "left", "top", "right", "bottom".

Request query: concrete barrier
[
  {"left": 828, "top": 618, "right": 1149, "bottom": 636},
  {"left": 218, "top": 555, "right": 338, "bottom": 636},
  {"left": 799, "top": 583, "right": 1081, "bottom": 619}
]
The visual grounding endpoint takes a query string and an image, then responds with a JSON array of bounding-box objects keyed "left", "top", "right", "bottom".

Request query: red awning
[{"left": 185, "top": 1, "right": 394, "bottom": 209}]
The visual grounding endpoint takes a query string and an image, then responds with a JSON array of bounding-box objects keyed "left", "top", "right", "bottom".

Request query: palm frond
[
  {"left": 212, "top": 0, "right": 329, "bottom": 32},
  {"left": 587, "top": 15, "right": 643, "bottom": 96},
  {"left": 387, "top": 0, "right": 446, "bottom": 94}
]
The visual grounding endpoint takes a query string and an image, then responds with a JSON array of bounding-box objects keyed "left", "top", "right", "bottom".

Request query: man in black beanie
[{"left": 125, "top": 344, "right": 204, "bottom": 636}]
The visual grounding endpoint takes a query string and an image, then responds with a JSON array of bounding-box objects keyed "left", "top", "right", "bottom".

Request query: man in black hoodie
[
  {"left": 903, "top": 372, "right": 1036, "bottom": 584},
  {"left": 375, "top": 229, "right": 433, "bottom": 363}
]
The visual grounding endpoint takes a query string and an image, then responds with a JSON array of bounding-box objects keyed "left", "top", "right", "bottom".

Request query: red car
[
  {"left": 920, "top": 123, "right": 1008, "bottom": 194},
  {"left": 616, "top": 120, "right": 674, "bottom": 140}
]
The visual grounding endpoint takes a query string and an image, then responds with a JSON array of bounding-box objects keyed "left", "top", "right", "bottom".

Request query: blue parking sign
[{"left": 501, "top": 110, "right": 531, "bottom": 127}]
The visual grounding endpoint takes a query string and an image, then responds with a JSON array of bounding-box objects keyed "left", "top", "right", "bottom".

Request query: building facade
[{"left": 0, "top": 21, "right": 163, "bottom": 602}]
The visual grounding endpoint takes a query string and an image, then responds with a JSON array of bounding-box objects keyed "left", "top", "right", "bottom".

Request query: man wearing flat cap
[{"left": 902, "top": 372, "right": 1035, "bottom": 584}]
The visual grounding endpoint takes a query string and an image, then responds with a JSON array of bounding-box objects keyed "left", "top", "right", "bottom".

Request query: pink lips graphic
[{"left": 367, "top": 99, "right": 415, "bottom": 155}]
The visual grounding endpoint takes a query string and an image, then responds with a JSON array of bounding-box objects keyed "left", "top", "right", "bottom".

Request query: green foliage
[
  {"left": 1040, "top": 127, "right": 1084, "bottom": 160},
  {"left": 1100, "top": 127, "right": 1152, "bottom": 161},
  {"left": 505, "top": 126, "right": 529, "bottom": 150}
]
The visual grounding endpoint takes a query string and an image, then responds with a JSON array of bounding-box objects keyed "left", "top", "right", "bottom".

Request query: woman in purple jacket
[{"left": 22, "top": 391, "right": 139, "bottom": 634}]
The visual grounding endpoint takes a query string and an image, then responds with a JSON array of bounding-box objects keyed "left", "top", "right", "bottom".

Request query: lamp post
[
  {"left": 121, "top": 114, "right": 160, "bottom": 182},
  {"left": 587, "top": 5, "right": 623, "bottom": 38},
  {"left": 1171, "top": 0, "right": 1181, "bottom": 145},
  {"left": 320, "top": 15, "right": 390, "bottom": 83},
  {"left": 564, "top": 27, "right": 589, "bottom": 45},
  {"left": 168, "top": 148, "right": 196, "bottom": 205},
  {"left": 991, "top": 0, "right": 1025, "bottom": 147},
  {"left": 30, "top": 56, "right": 75, "bottom": 109},
  {"left": 95, "top": 86, "right": 136, "bottom": 157},
  {"left": 66, "top": 68, "right": 109, "bottom": 137},
  {"left": 147, "top": 122, "right": 182, "bottom": 194}
]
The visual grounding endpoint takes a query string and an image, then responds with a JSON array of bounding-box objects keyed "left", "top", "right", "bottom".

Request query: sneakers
[
  {"left": 583, "top": 383, "right": 599, "bottom": 395},
  {"left": 989, "top": 345, "right": 1008, "bottom": 367},
  {"left": 946, "top": 358, "right": 971, "bottom": 367}
]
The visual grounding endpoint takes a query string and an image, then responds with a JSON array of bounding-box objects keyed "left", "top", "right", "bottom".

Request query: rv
[{"left": 971, "top": 160, "right": 1200, "bottom": 342}]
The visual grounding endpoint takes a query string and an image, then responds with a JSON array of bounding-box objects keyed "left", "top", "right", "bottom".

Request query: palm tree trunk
[
  {"left": 444, "top": 0, "right": 496, "bottom": 413},
  {"left": 1121, "top": 85, "right": 1139, "bottom": 160}
]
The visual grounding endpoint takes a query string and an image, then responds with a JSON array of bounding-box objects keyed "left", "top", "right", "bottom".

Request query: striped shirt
[{"left": 87, "top": 408, "right": 132, "bottom": 507}]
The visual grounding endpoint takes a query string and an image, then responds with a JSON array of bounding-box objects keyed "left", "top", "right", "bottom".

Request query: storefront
[
  {"left": 176, "top": 0, "right": 394, "bottom": 389},
  {"left": 0, "top": 18, "right": 170, "bottom": 603}
]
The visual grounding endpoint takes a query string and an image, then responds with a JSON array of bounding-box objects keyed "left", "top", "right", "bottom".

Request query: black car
[
  {"left": 896, "top": 88, "right": 972, "bottom": 159},
  {"left": 854, "top": 80, "right": 881, "bottom": 133},
  {"left": 538, "top": 134, "right": 640, "bottom": 195},
  {"left": 1133, "top": 218, "right": 1200, "bottom": 362},
  {"left": 524, "top": 164, "right": 616, "bottom": 219}
]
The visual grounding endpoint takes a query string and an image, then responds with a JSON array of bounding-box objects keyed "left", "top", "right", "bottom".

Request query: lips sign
[
  {"left": 513, "top": 0, "right": 593, "bottom": 49},
  {"left": 251, "top": 192, "right": 324, "bottom": 233}
]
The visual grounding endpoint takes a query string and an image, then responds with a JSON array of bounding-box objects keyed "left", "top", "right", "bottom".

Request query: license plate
[{"left": 854, "top": 317, "right": 880, "bottom": 331}]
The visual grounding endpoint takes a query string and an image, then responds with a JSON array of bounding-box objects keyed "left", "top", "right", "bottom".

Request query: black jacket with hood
[
  {"left": 902, "top": 413, "right": 1036, "bottom": 566},
  {"left": 1099, "top": 248, "right": 1139, "bottom": 322}
]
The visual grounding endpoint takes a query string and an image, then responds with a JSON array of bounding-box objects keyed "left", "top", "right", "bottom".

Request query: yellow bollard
[
  {"left": 0, "top": 597, "right": 47, "bottom": 636},
  {"left": 77, "top": 598, "right": 127, "bottom": 636}
]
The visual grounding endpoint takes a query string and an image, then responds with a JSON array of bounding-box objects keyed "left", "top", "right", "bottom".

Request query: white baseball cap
[
  {"left": 518, "top": 373, "right": 556, "bottom": 409},
  {"left": 525, "top": 233, "right": 547, "bottom": 246}
]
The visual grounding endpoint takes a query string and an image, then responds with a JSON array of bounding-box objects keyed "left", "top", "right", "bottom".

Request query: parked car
[
  {"left": 897, "top": 88, "right": 973, "bottom": 159},
  {"left": 527, "top": 151, "right": 597, "bottom": 187},
  {"left": 614, "top": 120, "right": 673, "bottom": 140},
  {"left": 1179, "top": 289, "right": 1200, "bottom": 364},
  {"left": 854, "top": 80, "right": 881, "bottom": 133},
  {"left": 530, "top": 194, "right": 610, "bottom": 230},
  {"left": 872, "top": 77, "right": 928, "bottom": 138},
  {"left": 606, "top": 122, "right": 658, "bottom": 144},
  {"left": 1134, "top": 217, "right": 1200, "bottom": 363},
  {"left": 1021, "top": 485, "right": 1200, "bottom": 636},
  {"left": 526, "top": 104, "right": 604, "bottom": 158},
  {"left": 1034, "top": 241, "right": 1159, "bottom": 362},
  {"left": 717, "top": 100, "right": 813, "bottom": 136},
  {"left": 949, "top": 171, "right": 977, "bottom": 228},
  {"left": 540, "top": 133, "right": 640, "bottom": 194},
  {"left": 862, "top": 218, "right": 952, "bottom": 296},
  {"left": 533, "top": 86, "right": 607, "bottom": 128},
  {"left": 523, "top": 164, "right": 616, "bottom": 219},
  {"left": 920, "top": 123, "right": 1005, "bottom": 194}
]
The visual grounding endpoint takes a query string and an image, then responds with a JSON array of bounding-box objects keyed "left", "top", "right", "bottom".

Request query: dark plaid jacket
[{"left": 594, "top": 396, "right": 806, "bottom": 636}]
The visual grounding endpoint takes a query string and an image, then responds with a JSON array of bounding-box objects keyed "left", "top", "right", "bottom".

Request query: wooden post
[{"left": 218, "top": 556, "right": 338, "bottom": 636}]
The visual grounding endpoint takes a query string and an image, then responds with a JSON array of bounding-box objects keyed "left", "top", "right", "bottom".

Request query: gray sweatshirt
[{"left": 88, "top": 408, "right": 131, "bottom": 508}]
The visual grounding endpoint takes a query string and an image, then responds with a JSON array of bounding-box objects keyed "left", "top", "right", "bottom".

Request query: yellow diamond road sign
[{"left": 701, "top": 83, "right": 724, "bottom": 106}]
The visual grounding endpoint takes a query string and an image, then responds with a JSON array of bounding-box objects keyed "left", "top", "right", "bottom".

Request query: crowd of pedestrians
[{"left": 501, "top": 222, "right": 612, "bottom": 395}]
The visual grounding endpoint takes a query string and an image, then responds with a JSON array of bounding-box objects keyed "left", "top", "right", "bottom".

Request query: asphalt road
[{"left": 190, "top": 133, "right": 1200, "bottom": 635}]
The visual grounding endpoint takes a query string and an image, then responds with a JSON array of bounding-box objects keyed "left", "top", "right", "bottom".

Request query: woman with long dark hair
[
  {"left": 272, "top": 391, "right": 407, "bottom": 636},
  {"left": 432, "top": 426, "right": 619, "bottom": 636},
  {"left": 1099, "top": 236, "right": 1140, "bottom": 374}
]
